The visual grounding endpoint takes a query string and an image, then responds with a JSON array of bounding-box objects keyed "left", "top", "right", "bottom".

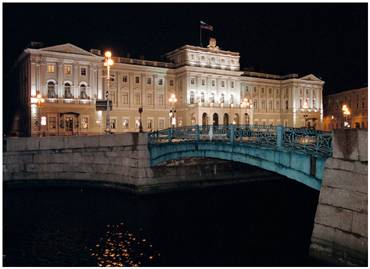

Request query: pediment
[
  {"left": 40, "top": 43, "right": 97, "bottom": 57},
  {"left": 300, "top": 74, "right": 322, "bottom": 81}
]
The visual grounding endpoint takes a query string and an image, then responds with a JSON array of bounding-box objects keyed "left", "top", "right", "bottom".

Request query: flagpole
[{"left": 200, "top": 25, "right": 202, "bottom": 47}]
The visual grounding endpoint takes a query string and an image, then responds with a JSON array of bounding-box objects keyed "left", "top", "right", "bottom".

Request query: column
[
  {"left": 57, "top": 63, "right": 63, "bottom": 97},
  {"left": 97, "top": 67, "right": 103, "bottom": 99},
  {"left": 73, "top": 64, "right": 79, "bottom": 98}
]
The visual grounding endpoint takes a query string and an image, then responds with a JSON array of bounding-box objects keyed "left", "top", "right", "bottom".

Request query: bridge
[{"left": 148, "top": 125, "right": 333, "bottom": 190}]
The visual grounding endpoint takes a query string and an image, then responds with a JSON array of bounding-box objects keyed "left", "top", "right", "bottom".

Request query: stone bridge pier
[{"left": 310, "top": 129, "right": 368, "bottom": 266}]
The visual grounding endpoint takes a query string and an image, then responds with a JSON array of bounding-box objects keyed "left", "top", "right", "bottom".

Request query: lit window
[
  {"left": 47, "top": 65, "right": 55, "bottom": 73},
  {"left": 147, "top": 78, "right": 152, "bottom": 84},
  {"left": 110, "top": 118, "right": 117, "bottom": 129},
  {"left": 81, "top": 116, "right": 89, "bottom": 129},
  {"left": 64, "top": 65, "right": 72, "bottom": 75},
  {"left": 48, "top": 117, "right": 57, "bottom": 130},
  {"left": 123, "top": 119, "right": 129, "bottom": 129},
  {"left": 135, "top": 76, "right": 140, "bottom": 83},
  {"left": 80, "top": 67, "right": 87, "bottom": 76}
]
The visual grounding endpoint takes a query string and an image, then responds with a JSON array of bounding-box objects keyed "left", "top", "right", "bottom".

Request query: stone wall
[
  {"left": 310, "top": 129, "right": 368, "bottom": 266},
  {"left": 3, "top": 133, "right": 282, "bottom": 193}
]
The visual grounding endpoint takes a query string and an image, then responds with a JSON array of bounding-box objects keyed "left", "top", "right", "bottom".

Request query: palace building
[{"left": 14, "top": 38, "right": 324, "bottom": 136}]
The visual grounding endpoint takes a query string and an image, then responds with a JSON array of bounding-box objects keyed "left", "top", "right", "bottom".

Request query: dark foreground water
[{"left": 4, "top": 179, "right": 322, "bottom": 266}]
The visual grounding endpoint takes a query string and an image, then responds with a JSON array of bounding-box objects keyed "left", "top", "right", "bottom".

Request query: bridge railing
[{"left": 148, "top": 125, "right": 333, "bottom": 158}]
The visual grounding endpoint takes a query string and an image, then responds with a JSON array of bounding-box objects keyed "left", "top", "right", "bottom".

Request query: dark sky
[{"left": 3, "top": 3, "right": 368, "bottom": 94}]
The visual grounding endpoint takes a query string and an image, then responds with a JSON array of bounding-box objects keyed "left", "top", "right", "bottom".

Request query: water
[{"left": 4, "top": 179, "right": 322, "bottom": 266}]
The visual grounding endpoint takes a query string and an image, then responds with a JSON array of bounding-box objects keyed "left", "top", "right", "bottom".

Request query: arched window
[
  {"left": 80, "top": 84, "right": 88, "bottom": 99},
  {"left": 202, "top": 113, "right": 208, "bottom": 126},
  {"left": 244, "top": 113, "right": 250, "bottom": 125},
  {"left": 64, "top": 82, "right": 73, "bottom": 98},
  {"left": 213, "top": 113, "right": 219, "bottom": 126},
  {"left": 223, "top": 113, "right": 229, "bottom": 125},
  {"left": 47, "top": 81, "right": 57, "bottom": 98},
  {"left": 190, "top": 91, "right": 195, "bottom": 104},
  {"left": 233, "top": 113, "right": 240, "bottom": 125}
]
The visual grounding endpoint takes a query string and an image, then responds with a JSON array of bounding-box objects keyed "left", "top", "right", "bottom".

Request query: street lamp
[
  {"left": 31, "top": 90, "right": 45, "bottom": 136},
  {"left": 104, "top": 51, "right": 114, "bottom": 134},
  {"left": 168, "top": 94, "right": 177, "bottom": 128},
  {"left": 342, "top": 104, "right": 351, "bottom": 128}
]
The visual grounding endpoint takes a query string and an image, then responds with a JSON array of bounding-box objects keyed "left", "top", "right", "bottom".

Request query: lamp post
[
  {"left": 138, "top": 107, "right": 143, "bottom": 133},
  {"left": 168, "top": 94, "right": 177, "bottom": 128},
  {"left": 104, "top": 51, "right": 114, "bottom": 134},
  {"left": 342, "top": 104, "right": 351, "bottom": 128},
  {"left": 241, "top": 97, "right": 253, "bottom": 125},
  {"left": 31, "top": 91, "right": 45, "bottom": 136}
]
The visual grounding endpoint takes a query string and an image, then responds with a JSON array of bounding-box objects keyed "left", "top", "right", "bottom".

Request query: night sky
[{"left": 3, "top": 3, "right": 368, "bottom": 94}]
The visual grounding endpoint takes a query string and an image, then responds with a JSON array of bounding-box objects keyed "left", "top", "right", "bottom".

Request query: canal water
[{"left": 4, "top": 178, "right": 321, "bottom": 266}]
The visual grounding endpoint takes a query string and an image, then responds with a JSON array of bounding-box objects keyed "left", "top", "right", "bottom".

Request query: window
[
  {"left": 123, "top": 119, "right": 129, "bottom": 129},
  {"left": 64, "top": 82, "right": 73, "bottom": 98},
  {"left": 123, "top": 75, "right": 128, "bottom": 83},
  {"left": 159, "top": 119, "right": 165, "bottom": 129},
  {"left": 202, "top": 79, "right": 205, "bottom": 86},
  {"left": 110, "top": 74, "right": 115, "bottom": 82},
  {"left": 81, "top": 116, "right": 89, "bottom": 129},
  {"left": 80, "top": 67, "right": 87, "bottom": 76},
  {"left": 254, "top": 87, "right": 257, "bottom": 93},
  {"left": 262, "top": 100, "right": 266, "bottom": 109},
  {"left": 300, "top": 99, "right": 303, "bottom": 108},
  {"left": 261, "top": 88, "right": 264, "bottom": 94},
  {"left": 313, "top": 98, "right": 316, "bottom": 109},
  {"left": 276, "top": 100, "right": 280, "bottom": 110},
  {"left": 221, "top": 81, "right": 225, "bottom": 87},
  {"left": 147, "top": 118, "right": 153, "bottom": 130},
  {"left": 191, "top": 78, "right": 195, "bottom": 85},
  {"left": 47, "top": 64, "right": 55, "bottom": 73},
  {"left": 269, "top": 88, "right": 272, "bottom": 94},
  {"left": 220, "top": 93, "right": 225, "bottom": 104},
  {"left": 110, "top": 118, "right": 117, "bottom": 129},
  {"left": 269, "top": 100, "right": 273, "bottom": 110},
  {"left": 48, "top": 116, "right": 57, "bottom": 130},
  {"left": 134, "top": 93, "right": 141, "bottom": 105},
  {"left": 135, "top": 118, "right": 141, "bottom": 129},
  {"left": 201, "top": 56, "right": 205, "bottom": 61},
  {"left": 231, "top": 81, "right": 234, "bottom": 88},
  {"left": 122, "top": 92, "right": 129, "bottom": 104},
  {"left": 212, "top": 80, "right": 215, "bottom": 87},
  {"left": 158, "top": 79, "right": 163, "bottom": 85},
  {"left": 190, "top": 91, "right": 195, "bottom": 104},
  {"left": 147, "top": 93, "right": 153, "bottom": 105},
  {"left": 201, "top": 92, "right": 205, "bottom": 103},
  {"left": 135, "top": 76, "right": 140, "bottom": 84},
  {"left": 170, "top": 80, "right": 174, "bottom": 86},
  {"left": 158, "top": 95, "right": 164, "bottom": 106},
  {"left": 47, "top": 81, "right": 57, "bottom": 98},
  {"left": 64, "top": 65, "right": 72, "bottom": 75},
  {"left": 253, "top": 100, "right": 258, "bottom": 109},
  {"left": 210, "top": 93, "right": 215, "bottom": 103},
  {"left": 147, "top": 78, "right": 152, "bottom": 84},
  {"left": 285, "top": 100, "right": 289, "bottom": 110},
  {"left": 230, "top": 94, "right": 234, "bottom": 104},
  {"left": 80, "top": 84, "right": 88, "bottom": 99},
  {"left": 211, "top": 57, "right": 215, "bottom": 62}
]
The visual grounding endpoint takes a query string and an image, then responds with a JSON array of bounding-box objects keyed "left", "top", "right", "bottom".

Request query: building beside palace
[
  {"left": 322, "top": 87, "right": 368, "bottom": 131},
  {"left": 13, "top": 38, "right": 325, "bottom": 136}
]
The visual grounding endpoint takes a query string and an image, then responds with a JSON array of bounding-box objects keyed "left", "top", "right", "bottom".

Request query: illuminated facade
[
  {"left": 15, "top": 38, "right": 324, "bottom": 136},
  {"left": 322, "top": 87, "right": 368, "bottom": 130}
]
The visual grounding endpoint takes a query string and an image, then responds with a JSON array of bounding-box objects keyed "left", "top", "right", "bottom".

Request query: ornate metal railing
[{"left": 148, "top": 125, "right": 333, "bottom": 158}]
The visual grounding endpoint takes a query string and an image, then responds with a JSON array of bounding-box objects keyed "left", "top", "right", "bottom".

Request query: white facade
[{"left": 15, "top": 39, "right": 324, "bottom": 136}]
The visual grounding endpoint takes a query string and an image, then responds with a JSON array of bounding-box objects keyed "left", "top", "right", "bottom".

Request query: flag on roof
[{"left": 200, "top": 21, "right": 213, "bottom": 31}]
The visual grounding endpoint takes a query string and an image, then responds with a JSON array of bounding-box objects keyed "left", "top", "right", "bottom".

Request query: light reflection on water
[{"left": 90, "top": 223, "right": 160, "bottom": 267}]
